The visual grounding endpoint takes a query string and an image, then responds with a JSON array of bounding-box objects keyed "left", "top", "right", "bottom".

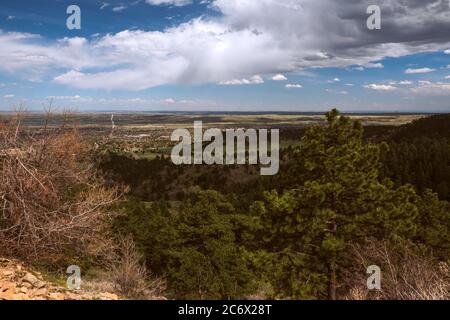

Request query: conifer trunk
[
  {"left": 328, "top": 219, "right": 337, "bottom": 300},
  {"left": 328, "top": 258, "right": 337, "bottom": 300}
]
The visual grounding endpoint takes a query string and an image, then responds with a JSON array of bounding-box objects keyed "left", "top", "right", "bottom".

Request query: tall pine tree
[{"left": 253, "top": 109, "right": 418, "bottom": 299}]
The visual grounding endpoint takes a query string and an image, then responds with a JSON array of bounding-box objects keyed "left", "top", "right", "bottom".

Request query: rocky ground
[{"left": 0, "top": 258, "right": 119, "bottom": 300}]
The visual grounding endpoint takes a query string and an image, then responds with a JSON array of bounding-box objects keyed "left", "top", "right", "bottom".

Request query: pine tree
[
  {"left": 415, "top": 189, "right": 450, "bottom": 258},
  {"left": 253, "top": 109, "right": 418, "bottom": 299}
]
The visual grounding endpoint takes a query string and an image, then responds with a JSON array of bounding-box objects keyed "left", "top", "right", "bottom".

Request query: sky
[{"left": 0, "top": 0, "right": 450, "bottom": 112}]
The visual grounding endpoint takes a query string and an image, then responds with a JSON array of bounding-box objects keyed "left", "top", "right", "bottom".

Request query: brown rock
[
  {"left": 0, "top": 270, "right": 14, "bottom": 278},
  {"left": 15, "top": 293, "right": 28, "bottom": 300},
  {"left": 22, "top": 273, "right": 46, "bottom": 289},
  {"left": 34, "top": 281, "right": 46, "bottom": 289},
  {"left": 65, "top": 292, "right": 81, "bottom": 300},
  {"left": 22, "top": 273, "right": 39, "bottom": 285},
  {"left": 33, "top": 288, "right": 48, "bottom": 297},
  {"left": 0, "top": 281, "right": 17, "bottom": 292},
  {"left": 22, "top": 282, "right": 32, "bottom": 289},
  {"left": 0, "top": 291, "right": 18, "bottom": 300},
  {"left": 0, "top": 258, "right": 126, "bottom": 301},
  {"left": 98, "top": 293, "right": 119, "bottom": 300},
  {"left": 48, "top": 292, "right": 65, "bottom": 300}
]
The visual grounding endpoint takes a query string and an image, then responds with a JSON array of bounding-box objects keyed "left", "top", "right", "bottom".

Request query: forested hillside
[
  {"left": 380, "top": 115, "right": 450, "bottom": 201},
  {"left": 99, "top": 111, "right": 450, "bottom": 300}
]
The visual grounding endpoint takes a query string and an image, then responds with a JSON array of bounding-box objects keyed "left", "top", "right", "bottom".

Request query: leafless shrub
[
  {"left": 109, "top": 236, "right": 165, "bottom": 299},
  {"left": 0, "top": 108, "right": 119, "bottom": 263},
  {"left": 341, "top": 239, "right": 450, "bottom": 300},
  {"left": 61, "top": 107, "right": 78, "bottom": 130}
]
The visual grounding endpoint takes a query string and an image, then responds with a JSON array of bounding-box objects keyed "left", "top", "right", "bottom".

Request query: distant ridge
[{"left": 390, "top": 114, "right": 450, "bottom": 141}]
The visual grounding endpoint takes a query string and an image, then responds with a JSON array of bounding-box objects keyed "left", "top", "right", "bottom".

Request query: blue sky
[{"left": 1, "top": 0, "right": 450, "bottom": 112}]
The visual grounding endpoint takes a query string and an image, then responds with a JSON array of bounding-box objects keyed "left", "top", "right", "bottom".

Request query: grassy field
[
  {"left": 0, "top": 111, "right": 427, "bottom": 160},
  {"left": 0, "top": 111, "right": 427, "bottom": 129}
]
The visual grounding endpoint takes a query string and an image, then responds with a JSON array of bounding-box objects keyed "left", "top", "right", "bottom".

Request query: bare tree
[
  {"left": 0, "top": 108, "right": 119, "bottom": 263},
  {"left": 109, "top": 236, "right": 165, "bottom": 299},
  {"left": 341, "top": 239, "right": 450, "bottom": 300}
]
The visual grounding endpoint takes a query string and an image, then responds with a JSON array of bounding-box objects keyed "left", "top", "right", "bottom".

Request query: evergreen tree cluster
[{"left": 101, "top": 110, "right": 450, "bottom": 299}]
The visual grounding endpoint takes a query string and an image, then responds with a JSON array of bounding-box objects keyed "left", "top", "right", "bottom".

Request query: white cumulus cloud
[
  {"left": 272, "top": 74, "right": 287, "bottom": 81},
  {"left": 219, "top": 75, "right": 264, "bottom": 86},
  {"left": 363, "top": 84, "right": 397, "bottom": 91},
  {"left": 112, "top": 5, "right": 127, "bottom": 12},
  {"left": 285, "top": 84, "right": 303, "bottom": 89},
  {"left": 0, "top": 0, "right": 449, "bottom": 91},
  {"left": 411, "top": 81, "right": 450, "bottom": 96},
  {"left": 405, "top": 68, "right": 436, "bottom": 74},
  {"left": 145, "top": 0, "right": 192, "bottom": 6}
]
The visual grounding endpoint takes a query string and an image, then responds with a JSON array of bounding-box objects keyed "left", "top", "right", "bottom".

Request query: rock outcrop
[{"left": 0, "top": 258, "right": 119, "bottom": 300}]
